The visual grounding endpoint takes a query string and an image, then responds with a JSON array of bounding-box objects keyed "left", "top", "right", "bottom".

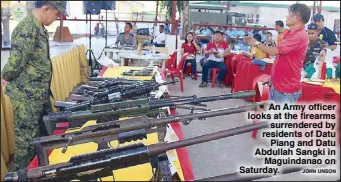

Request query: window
[
  {"left": 256, "top": 14, "right": 260, "bottom": 23},
  {"left": 246, "top": 14, "right": 254, "bottom": 23}
]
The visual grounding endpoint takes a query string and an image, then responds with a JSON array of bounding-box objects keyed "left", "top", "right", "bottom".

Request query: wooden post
[
  {"left": 318, "top": 1, "right": 322, "bottom": 14},
  {"left": 155, "top": 1, "right": 159, "bottom": 21},
  {"left": 171, "top": 0, "right": 177, "bottom": 35},
  {"left": 227, "top": 1, "right": 231, "bottom": 11}
]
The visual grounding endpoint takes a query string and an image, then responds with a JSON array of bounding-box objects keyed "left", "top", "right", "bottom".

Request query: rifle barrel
[
  {"left": 150, "top": 91, "right": 256, "bottom": 109},
  {"left": 70, "top": 102, "right": 268, "bottom": 141},
  {"left": 148, "top": 121, "right": 269, "bottom": 156}
]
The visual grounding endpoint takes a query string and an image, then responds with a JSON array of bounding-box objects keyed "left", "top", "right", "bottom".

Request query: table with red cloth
[
  {"left": 252, "top": 73, "right": 340, "bottom": 143},
  {"left": 223, "top": 54, "right": 235, "bottom": 87},
  {"left": 231, "top": 55, "right": 273, "bottom": 101},
  {"left": 27, "top": 67, "right": 195, "bottom": 181}
]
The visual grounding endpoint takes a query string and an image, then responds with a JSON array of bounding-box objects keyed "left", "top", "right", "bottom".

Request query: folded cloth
[{"left": 252, "top": 59, "right": 268, "bottom": 71}]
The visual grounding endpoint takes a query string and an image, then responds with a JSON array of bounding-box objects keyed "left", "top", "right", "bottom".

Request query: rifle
[
  {"left": 89, "top": 72, "right": 156, "bottom": 82},
  {"left": 5, "top": 121, "right": 270, "bottom": 181},
  {"left": 60, "top": 90, "right": 255, "bottom": 113},
  {"left": 43, "top": 91, "right": 256, "bottom": 134},
  {"left": 35, "top": 101, "right": 268, "bottom": 166},
  {"left": 122, "top": 69, "right": 154, "bottom": 76},
  {"left": 68, "top": 79, "right": 177, "bottom": 104},
  {"left": 76, "top": 76, "right": 157, "bottom": 95}
]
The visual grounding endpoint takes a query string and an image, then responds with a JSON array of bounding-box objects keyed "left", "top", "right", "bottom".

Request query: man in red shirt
[
  {"left": 199, "top": 31, "right": 229, "bottom": 88},
  {"left": 248, "top": 3, "right": 311, "bottom": 103}
]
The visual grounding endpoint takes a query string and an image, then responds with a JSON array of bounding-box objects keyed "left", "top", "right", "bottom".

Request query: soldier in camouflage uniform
[
  {"left": 303, "top": 23, "right": 326, "bottom": 69},
  {"left": 1, "top": 1, "right": 66, "bottom": 170}
]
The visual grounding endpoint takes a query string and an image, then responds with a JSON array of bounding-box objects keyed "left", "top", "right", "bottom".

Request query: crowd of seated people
[{"left": 116, "top": 13, "right": 339, "bottom": 87}]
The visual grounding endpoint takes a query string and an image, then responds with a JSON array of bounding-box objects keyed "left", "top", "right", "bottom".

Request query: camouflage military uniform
[
  {"left": 1, "top": 2, "right": 66, "bottom": 170},
  {"left": 303, "top": 38, "right": 325, "bottom": 69}
]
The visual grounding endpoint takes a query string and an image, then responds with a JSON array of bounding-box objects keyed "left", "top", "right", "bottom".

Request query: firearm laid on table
[
  {"left": 60, "top": 80, "right": 177, "bottom": 110},
  {"left": 5, "top": 121, "right": 270, "bottom": 181},
  {"left": 78, "top": 73, "right": 158, "bottom": 93},
  {"left": 36, "top": 101, "right": 269, "bottom": 166},
  {"left": 74, "top": 79, "right": 154, "bottom": 95},
  {"left": 43, "top": 91, "right": 257, "bottom": 135},
  {"left": 121, "top": 68, "right": 154, "bottom": 76}
]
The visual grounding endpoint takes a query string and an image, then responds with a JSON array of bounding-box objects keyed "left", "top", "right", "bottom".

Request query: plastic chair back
[{"left": 165, "top": 51, "right": 177, "bottom": 69}]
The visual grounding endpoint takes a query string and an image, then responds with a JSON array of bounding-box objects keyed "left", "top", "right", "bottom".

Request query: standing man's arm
[
  {"left": 248, "top": 33, "right": 300, "bottom": 56},
  {"left": 2, "top": 30, "right": 37, "bottom": 82},
  {"left": 327, "top": 31, "right": 337, "bottom": 50}
]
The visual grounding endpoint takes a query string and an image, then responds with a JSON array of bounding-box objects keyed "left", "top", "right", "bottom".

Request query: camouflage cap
[
  {"left": 36, "top": 1, "right": 67, "bottom": 16},
  {"left": 48, "top": 1, "right": 67, "bottom": 16}
]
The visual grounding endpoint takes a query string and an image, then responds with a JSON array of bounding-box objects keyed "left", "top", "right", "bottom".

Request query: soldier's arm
[{"left": 2, "top": 30, "right": 37, "bottom": 82}]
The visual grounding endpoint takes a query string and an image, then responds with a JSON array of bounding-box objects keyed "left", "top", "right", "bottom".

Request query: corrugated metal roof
[{"left": 189, "top": 1, "right": 340, "bottom": 12}]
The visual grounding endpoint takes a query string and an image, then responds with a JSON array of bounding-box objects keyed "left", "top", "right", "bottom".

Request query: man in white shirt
[{"left": 153, "top": 25, "right": 166, "bottom": 45}]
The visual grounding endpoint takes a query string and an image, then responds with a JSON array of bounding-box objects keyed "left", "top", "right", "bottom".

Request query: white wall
[
  {"left": 258, "top": 7, "right": 289, "bottom": 28},
  {"left": 322, "top": 11, "right": 340, "bottom": 30}
]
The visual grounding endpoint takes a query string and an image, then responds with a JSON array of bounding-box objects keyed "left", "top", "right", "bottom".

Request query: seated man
[
  {"left": 199, "top": 31, "right": 229, "bottom": 88},
  {"left": 153, "top": 25, "right": 166, "bottom": 46},
  {"left": 200, "top": 26, "right": 212, "bottom": 44},
  {"left": 115, "top": 22, "right": 136, "bottom": 47},
  {"left": 234, "top": 34, "right": 251, "bottom": 52},
  {"left": 303, "top": 23, "right": 326, "bottom": 69}
]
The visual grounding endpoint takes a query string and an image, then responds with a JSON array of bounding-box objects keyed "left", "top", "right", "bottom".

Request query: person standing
[
  {"left": 274, "top": 20, "right": 289, "bottom": 45},
  {"left": 312, "top": 13, "right": 337, "bottom": 51},
  {"left": 1, "top": 1, "right": 66, "bottom": 170},
  {"left": 199, "top": 31, "right": 229, "bottom": 88},
  {"left": 248, "top": 3, "right": 311, "bottom": 103},
  {"left": 303, "top": 23, "right": 326, "bottom": 69},
  {"left": 181, "top": 32, "right": 200, "bottom": 79}
]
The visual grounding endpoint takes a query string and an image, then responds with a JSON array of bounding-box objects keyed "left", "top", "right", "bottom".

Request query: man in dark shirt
[
  {"left": 312, "top": 14, "right": 337, "bottom": 50},
  {"left": 303, "top": 23, "right": 326, "bottom": 69}
]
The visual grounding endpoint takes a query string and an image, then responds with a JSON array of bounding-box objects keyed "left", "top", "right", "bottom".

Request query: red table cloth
[
  {"left": 252, "top": 74, "right": 340, "bottom": 143},
  {"left": 232, "top": 57, "right": 272, "bottom": 101}
]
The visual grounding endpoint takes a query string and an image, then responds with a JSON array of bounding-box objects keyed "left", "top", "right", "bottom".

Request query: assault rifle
[
  {"left": 5, "top": 121, "right": 270, "bottom": 181},
  {"left": 35, "top": 101, "right": 268, "bottom": 166},
  {"left": 122, "top": 69, "right": 154, "bottom": 76},
  {"left": 43, "top": 91, "right": 256, "bottom": 135},
  {"left": 68, "top": 79, "right": 176, "bottom": 103},
  {"left": 77, "top": 73, "right": 157, "bottom": 94},
  {"left": 89, "top": 76, "right": 154, "bottom": 82},
  {"left": 57, "top": 89, "right": 255, "bottom": 113}
]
